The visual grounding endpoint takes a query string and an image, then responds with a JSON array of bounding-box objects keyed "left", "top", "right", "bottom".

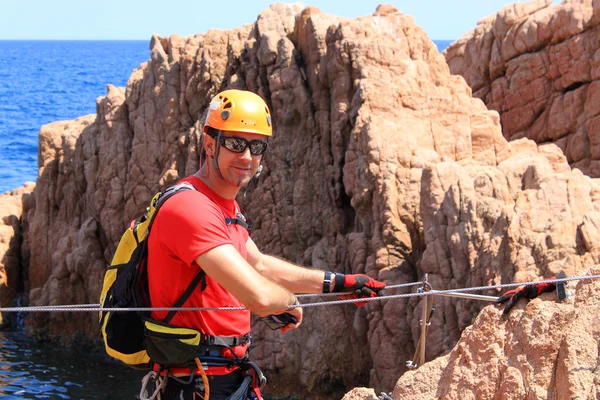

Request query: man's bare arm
[
  {"left": 195, "top": 244, "right": 296, "bottom": 317},
  {"left": 246, "top": 238, "right": 326, "bottom": 294}
]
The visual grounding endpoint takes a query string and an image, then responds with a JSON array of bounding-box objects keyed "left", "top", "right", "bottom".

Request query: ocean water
[
  {"left": 0, "top": 40, "right": 452, "bottom": 195},
  {"left": 0, "top": 40, "right": 150, "bottom": 194},
  {"left": 0, "top": 332, "right": 144, "bottom": 399}
]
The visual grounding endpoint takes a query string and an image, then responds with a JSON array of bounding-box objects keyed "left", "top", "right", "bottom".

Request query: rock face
[
  {"left": 445, "top": 0, "right": 600, "bottom": 177},
  {"left": 0, "top": 184, "right": 34, "bottom": 328},
  {"left": 0, "top": 2, "right": 600, "bottom": 398},
  {"left": 27, "top": 112, "right": 117, "bottom": 341},
  {"left": 387, "top": 266, "right": 600, "bottom": 400}
]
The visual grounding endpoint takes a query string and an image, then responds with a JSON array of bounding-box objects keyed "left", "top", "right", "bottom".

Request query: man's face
[{"left": 213, "top": 130, "right": 267, "bottom": 187}]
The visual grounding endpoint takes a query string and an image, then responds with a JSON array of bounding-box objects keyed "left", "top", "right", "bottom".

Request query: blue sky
[{"left": 1, "top": 0, "right": 561, "bottom": 41}]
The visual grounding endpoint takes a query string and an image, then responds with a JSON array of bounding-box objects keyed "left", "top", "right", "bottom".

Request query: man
[{"left": 146, "top": 89, "right": 386, "bottom": 399}]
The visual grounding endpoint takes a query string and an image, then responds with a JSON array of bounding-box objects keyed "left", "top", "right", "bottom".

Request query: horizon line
[{"left": 0, "top": 38, "right": 456, "bottom": 42}]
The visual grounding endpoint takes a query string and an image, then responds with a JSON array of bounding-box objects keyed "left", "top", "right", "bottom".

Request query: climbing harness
[{"left": 138, "top": 356, "right": 263, "bottom": 400}]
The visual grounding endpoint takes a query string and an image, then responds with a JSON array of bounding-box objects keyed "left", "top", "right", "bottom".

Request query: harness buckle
[
  {"left": 240, "top": 333, "right": 251, "bottom": 346},
  {"left": 202, "top": 334, "right": 215, "bottom": 345}
]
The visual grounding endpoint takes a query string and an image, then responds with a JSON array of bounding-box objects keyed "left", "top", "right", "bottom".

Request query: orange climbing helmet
[{"left": 203, "top": 89, "right": 272, "bottom": 136}]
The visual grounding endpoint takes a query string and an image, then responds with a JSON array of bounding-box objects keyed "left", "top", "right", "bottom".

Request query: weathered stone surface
[
  {"left": 0, "top": 2, "right": 597, "bottom": 399},
  {"left": 0, "top": 183, "right": 34, "bottom": 328},
  {"left": 445, "top": 0, "right": 600, "bottom": 177},
  {"left": 342, "top": 387, "right": 379, "bottom": 400},
  {"left": 27, "top": 112, "right": 109, "bottom": 340},
  {"left": 391, "top": 266, "right": 600, "bottom": 399}
]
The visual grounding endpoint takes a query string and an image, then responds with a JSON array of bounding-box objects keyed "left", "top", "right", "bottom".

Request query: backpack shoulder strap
[
  {"left": 225, "top": 215, "right": 249, "bottom": 230},
  {"left": 156, "top": 182, "right": 196, "bottom": 207},
  {"left": 147, "top": 182, "right": 204, "bottom": 323},
  {"left": 225, "top": 204, "right": 250, "bottom": 230},
  {"left": 150, "top": 181, "right": 249, "bottom": 323},
  {"left": 163, "top": 268, "right": 206, "bottom": 324},
  {"left": 148, "top": 182, "right": 196, "bottom": 230}
]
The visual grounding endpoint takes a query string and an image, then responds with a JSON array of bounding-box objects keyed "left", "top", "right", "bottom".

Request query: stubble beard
[{"left": 227, "top": 169, "right": 253, "bottom": 188}]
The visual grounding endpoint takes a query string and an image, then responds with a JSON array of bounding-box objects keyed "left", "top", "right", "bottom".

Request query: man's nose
[{"left": 239, "top": 147, "right": 253, "bottom": 161}]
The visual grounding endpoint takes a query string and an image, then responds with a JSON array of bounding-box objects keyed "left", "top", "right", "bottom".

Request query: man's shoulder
[
  {"left": 161, "top": 187, "right": 214, "bottom": 211},
  {"left": 158, "top": 176, "right": 225, "bottom": 222}
]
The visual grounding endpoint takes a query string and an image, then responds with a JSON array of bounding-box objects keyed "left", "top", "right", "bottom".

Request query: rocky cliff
[
  {"left": 1, "top": 2, "right": 600, "bottom": 399},
  {"left": 0, "top": 184, "right": 34, "bottom": 329},
  {"left": 344, "top": 266, "right": 600, "bottom": 399},
  {"left": 445, "top": 0, "right": 600, "bottom": 177}
]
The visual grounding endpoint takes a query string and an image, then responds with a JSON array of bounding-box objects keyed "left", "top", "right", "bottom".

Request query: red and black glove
[
  {"left": 332, "top": 274, "right": 386, "bottom": 307},
  {"left": 497, "top": 278, "right": 556, "bottom": 315}
]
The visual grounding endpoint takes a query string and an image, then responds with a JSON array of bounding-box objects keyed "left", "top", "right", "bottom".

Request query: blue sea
[
  {"left": 0, "top": 41, "right": 150, "bottom": 194},
  {"left": 0, "top": 40, "right": 452, "bottom": 194}
]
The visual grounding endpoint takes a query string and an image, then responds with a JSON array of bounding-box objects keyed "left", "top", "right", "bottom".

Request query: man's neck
[{"left": 194, "top": 170, "right": 240, "bottom": 200}]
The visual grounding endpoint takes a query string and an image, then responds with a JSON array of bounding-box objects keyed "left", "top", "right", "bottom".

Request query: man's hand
[
  {"left": 281, "top": 306, "right": 303, "bottom": 333},
  {"left": 333, "top": 274, "right": 386, "bottom": 307},
  {"left": 497, "top": 279, "right": 557, "bottom": 315}
]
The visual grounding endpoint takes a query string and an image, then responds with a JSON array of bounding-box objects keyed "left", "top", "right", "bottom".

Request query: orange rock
[
  {"left": 446, "top": 0, "right": 600, "bottom": 177},
  {"left": 0, "top": 183, "right": 34, "bottom": 328},
  {"left": 392, "top": 266, "right": 600, "bottom": 399}
]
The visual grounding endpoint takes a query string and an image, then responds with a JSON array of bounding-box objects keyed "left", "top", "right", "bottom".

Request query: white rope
[
  {"left": 3, "top": 274, "right": 599, "bottom": 313},
  {"left": 139, "top": 370, "right": 164, "bottom": 400}
]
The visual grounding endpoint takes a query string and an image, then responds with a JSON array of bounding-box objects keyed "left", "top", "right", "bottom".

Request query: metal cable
[
  {"left": 3, "top": 274, "right": 598, "bottom": 313},
  {"left": 295, "top": 281, "right": 423, "bottom": 298},
  {"left": 23, "top": 282, "right": 424, "bottom": 310}
]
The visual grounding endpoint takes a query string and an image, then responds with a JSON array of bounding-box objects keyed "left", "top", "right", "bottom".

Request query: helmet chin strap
[
  {"left": 212, "top": 130, "right": 225, "bottom": 181},
  {"left": 243, "top": 164, "right": 264, "bottom": 198}
]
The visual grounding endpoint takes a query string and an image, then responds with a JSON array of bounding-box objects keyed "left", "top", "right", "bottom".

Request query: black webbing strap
[
  {"left": 163, "top": 269, "right": 206, "bottom": 324},
  {"left": 150, "top": 183, "right": 196, "bottom": 231},
  {"left": 225, "top": 217, "right": 249, "bottom": 230},
  {"left": 133, "top": 183, "right": 196, "bottom": 244},
  {"left": 200, "top": 333, "right": 250, "bottom": 346},
  {"left": 147, "top": 183, "right": 199, "bottom": 324}
]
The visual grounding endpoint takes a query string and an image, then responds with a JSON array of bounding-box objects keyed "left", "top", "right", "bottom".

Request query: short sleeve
[{"left": 153, "top": 190, "right": 233, "bottom": 266}]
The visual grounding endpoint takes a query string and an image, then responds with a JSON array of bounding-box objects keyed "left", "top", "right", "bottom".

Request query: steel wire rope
[{"left": 2, "top": 274, "right": 599, "bottom": 313}]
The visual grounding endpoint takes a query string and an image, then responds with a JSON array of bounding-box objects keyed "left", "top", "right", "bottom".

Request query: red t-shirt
[{"left": 147, "top": 176, "right": 251, "bottom": 338}]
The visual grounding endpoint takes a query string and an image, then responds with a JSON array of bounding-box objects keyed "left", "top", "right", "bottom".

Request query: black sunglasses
[{"left": 217, "top": 136, "right": 268, "bottom": 156}]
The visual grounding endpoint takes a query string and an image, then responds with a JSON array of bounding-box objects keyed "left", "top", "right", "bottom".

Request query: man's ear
[{"left": 204, "top": 135, "right": 215, "bottom": 157}]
